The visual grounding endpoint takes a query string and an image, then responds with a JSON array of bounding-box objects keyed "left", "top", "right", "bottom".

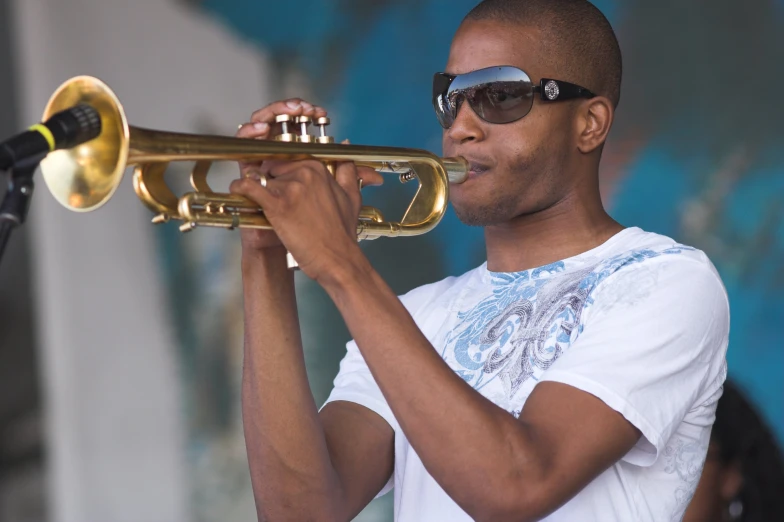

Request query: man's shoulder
[
  {"left": 597, "top": 227, "right": 720, "bottom": 280},
  {"left": 587, "top": 228, "right": 729, "bottom": 317}
]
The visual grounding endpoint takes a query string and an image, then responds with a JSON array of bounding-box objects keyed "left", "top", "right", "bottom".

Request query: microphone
[{"left": 0, "top": 104, "right": 102, "bottom": 170}]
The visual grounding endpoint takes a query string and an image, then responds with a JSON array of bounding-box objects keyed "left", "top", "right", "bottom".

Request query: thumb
[
  {"left": 340, "top": 139, "right": 383, "bottom": 187},
  {"left": 229, "top": 177, "right": 279, "bottom": 214},
  {"left": 334, "top": 162, "right": 361, "bottom": 211}
]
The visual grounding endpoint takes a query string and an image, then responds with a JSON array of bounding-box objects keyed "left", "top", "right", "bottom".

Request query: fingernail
[
  {"left": 253, "top": 122, "right": 269, "bottom": 131},
  {"left": 286, "top": 100, "right": 301, "bottom": 109}
]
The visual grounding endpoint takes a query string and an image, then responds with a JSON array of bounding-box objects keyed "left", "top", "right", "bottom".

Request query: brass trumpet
[{"left": 39, "top": 76, "right": 468, "bottom": 243}]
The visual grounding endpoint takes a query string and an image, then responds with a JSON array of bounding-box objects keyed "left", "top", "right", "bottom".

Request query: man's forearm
[{"left": 241, "top": 248, "right": 343, "bottom": 520}]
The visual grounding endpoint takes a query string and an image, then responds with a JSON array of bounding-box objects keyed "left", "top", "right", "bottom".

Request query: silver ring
[{"left": 259, "top": 174, "right": 268, "bottom": 188}]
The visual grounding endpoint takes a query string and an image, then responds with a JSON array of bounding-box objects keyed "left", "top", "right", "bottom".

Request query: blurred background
[{"left": 0, "top": 0, "right": 782, "bottom": 521}]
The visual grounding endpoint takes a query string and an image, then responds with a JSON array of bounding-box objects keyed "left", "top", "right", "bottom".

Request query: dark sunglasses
[{"left": 432, "top": 65, "right": 596, "bottom": 129}]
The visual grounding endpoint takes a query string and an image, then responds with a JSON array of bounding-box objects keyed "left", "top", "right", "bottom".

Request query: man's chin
[{"left": 453, "top": 203, "right": 506, "bottom": 227}]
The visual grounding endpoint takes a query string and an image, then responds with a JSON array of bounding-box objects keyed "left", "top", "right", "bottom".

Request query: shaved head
[{"left": 465, "top": 0, "right": 622, "bottom": 108}]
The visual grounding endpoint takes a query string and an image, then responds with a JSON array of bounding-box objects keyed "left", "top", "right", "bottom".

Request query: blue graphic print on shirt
[{"left": 442, "top": 247, "right": 693, "bottom": 412}]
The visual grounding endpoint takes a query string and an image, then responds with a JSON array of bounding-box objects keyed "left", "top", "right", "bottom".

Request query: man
[{"left": 231, "top": 0, "right": 729, "bottom": 520}]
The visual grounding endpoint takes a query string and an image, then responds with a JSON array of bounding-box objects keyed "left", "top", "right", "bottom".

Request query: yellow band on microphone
[{"left": 28, "top": 123, "right": 56, "bottom": 151}]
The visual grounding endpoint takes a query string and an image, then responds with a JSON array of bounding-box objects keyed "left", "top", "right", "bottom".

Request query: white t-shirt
[{"left": 324, "top": 227, "right": 729, "bottom": 522}]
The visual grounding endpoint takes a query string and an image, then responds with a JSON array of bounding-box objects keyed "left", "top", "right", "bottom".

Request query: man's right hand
[{"left": 232, "top": 98, "right": 329, "bottom": 254}]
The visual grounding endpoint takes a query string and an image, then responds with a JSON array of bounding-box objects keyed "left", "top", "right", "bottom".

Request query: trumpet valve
[
  {"left": 274, "top": 114, "right": 295, "bottom": 142},
  {"left": 315, "top": 116, "right": 334, "bottom": 144},
  {"left": 294, "top": 116, "right": 314, "bottom": 143}
]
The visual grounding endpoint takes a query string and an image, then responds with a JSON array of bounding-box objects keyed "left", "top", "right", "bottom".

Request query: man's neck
[{"left": 484, "top": 192, "right": 624, "bottom": 273}]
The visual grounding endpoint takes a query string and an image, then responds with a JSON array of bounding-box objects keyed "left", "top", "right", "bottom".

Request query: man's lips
[
  {"left": 467, "top": 161, "right": 491, "bottom": 179},
  {"left": 445, "top": 151, "right": 493, "bottom": 181}
]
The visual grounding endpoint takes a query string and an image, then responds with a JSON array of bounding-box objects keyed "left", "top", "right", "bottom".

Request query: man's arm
[
  {"left": 240, "top": 248, "right": 394, "bottom": 521},
  {"left": 235, "top": 100, "right": 394, "bottom": 521},
  {"left": 321, "top": 401, "right": 395, "bottom": 515}
]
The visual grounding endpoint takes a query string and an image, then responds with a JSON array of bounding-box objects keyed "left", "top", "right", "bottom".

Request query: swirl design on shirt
[
  {"left": 663, "top": 437, "right": 708, "bottom": 517},
  {"left": 443, "top": 248, "right": 690, "bottom": 405}
]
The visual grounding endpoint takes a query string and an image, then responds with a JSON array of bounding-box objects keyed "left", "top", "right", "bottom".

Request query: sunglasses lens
[
  {"left": 433, "top": 74, "right": 455, "bottom": 128},
  {"left": 434, "top": 92, "right": 454, "bottom": 129},
  {"left": 432, "top": 67, "right": 534, "bottom": 128},
  {"left": 473, "top": 80, "right": 534, "bottom": 124}
]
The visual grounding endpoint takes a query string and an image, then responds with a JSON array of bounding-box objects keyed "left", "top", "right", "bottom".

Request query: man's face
[{"left": 442, "top": 20, "right": 578, "bottom": 227}]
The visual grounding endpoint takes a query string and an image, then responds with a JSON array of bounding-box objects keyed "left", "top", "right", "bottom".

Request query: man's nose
[{"left": 446, "top": 99, "right": 485, "bottom": 145}]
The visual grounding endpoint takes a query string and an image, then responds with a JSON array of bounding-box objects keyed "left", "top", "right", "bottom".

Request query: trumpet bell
[{"left": 40, "top": 76, "right": 129, "bottom": 212}]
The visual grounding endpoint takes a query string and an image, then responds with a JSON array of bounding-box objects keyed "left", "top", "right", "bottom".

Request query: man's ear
[{"left": 576, "top": 96, "right": 614, "bottom": 154}]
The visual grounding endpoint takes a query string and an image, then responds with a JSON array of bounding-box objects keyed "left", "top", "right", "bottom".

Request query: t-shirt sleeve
[
  {"left": 539, "top": 255, "right": 729, "bottom": 466},
  {"left": 323, "top": 338, "right": 397, "bottom": 429}
]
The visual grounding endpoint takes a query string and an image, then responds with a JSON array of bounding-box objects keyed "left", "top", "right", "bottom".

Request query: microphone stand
[{"left": 0, "top": 153, "right": 45, "bottom": 267}]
